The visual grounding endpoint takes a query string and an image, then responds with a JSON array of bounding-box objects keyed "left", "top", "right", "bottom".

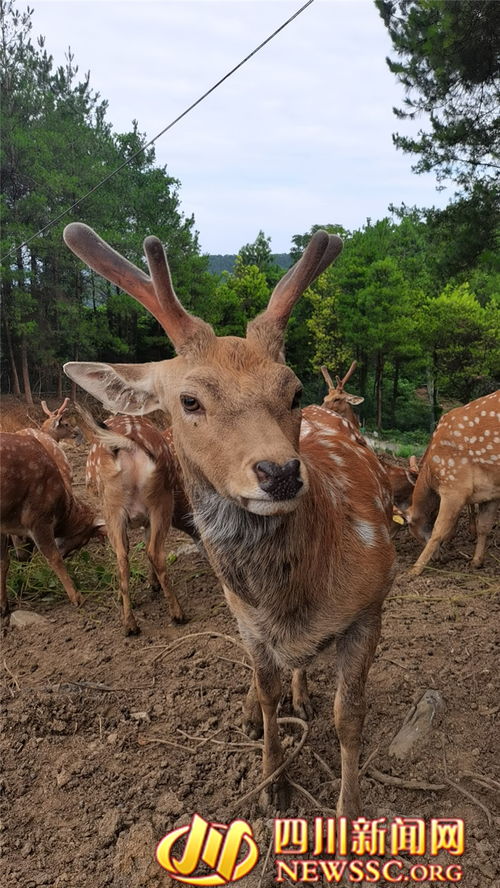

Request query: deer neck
[{"left": 188, "top": 474, "right": 307, "bottom": 607}]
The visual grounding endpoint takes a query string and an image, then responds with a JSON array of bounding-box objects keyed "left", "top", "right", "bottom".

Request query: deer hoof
[
  {"left": 260, "top": 775, "right": 290, "bottom": 813},
  {"left": 124, "top": 618, "right": 140, "bottom": 636},
  {"left": 293, "top": 698, "right": 314, "bottom": 721},
  {"left": 243, "top": 717, "right": 263, "bottom": 741},
  {"left": 171, "top": 611, "right": 187, "bottom": 625},
  {"left": 407, "top": 566, "right": 422, "bottom": 578}
]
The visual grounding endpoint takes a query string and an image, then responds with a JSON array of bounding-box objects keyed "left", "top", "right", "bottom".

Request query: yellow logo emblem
[{"left": 156, "top": 814, "right": 259, "bottom": 885}]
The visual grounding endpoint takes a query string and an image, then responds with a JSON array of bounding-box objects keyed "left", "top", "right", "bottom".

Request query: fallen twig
[
  {"left": 379, "top": 657, "right": 410, "bottom": 670},
  {"left": 444, "top": 777, "right": 493, "bottom": 826},
  {"left": 467, "top": 775, "right": 500, "bottom": 795},
  {"left": 257, "top": 833, "right": 275, "bottom": 888},
  {"left": 32, "top": 679, "right": 155, "bottom": 692},
  {"left": 310, "top": 749, "right": 336, "bottom": 780},
  {"left": 359, "top": 745, "right": 380, "bottom": 777},
  {"left": 138, "top": 736, "right": 194, "bottom": 752},
  {"left": 286, "top": 777, "right": 336, "bottom": 815},
  {"left": 462, "top": 771, "right": 500, "bottom": 792},
  {"left": 232, "top": 716, "right": 309, "bottom": 810},
  {"left": 215, "top": 654, "right": 253, "bottom": 671},
  {"left": 177, "top": 727, "right": 262, "bottom": 750},
  {"left": 367, "top": 767, "right": 446, "bottom": 792},
  {"left": 150, "top": 631, "right": 245, "bottom": 664},
  {"left": 2, "top": 658, "right": 20, "bottom": 693}
]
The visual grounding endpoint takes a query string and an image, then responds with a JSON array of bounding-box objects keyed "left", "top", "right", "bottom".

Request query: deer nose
[{"left": 254, "top": 459, "right": 303, "bottom": 501}]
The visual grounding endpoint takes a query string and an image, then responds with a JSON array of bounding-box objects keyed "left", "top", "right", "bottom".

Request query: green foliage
[
  {"left": 1, "top": 0, "right": 497, "bottom": 438},
  {"left": 376, "top": 0, "right": 500, "bottom": 189},
  {"left": 0, "top": 0, "right": 210, "bottom": 388}
]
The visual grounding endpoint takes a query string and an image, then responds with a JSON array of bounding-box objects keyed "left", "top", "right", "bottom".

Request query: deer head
[
  {"left": 320, "top": 362, "right": 364, "bottom": 427},
  {"left": 63, "top": 224, "right": 343, "bottom": 516},
  {"left": 40, "top": 397, "right": 78, "bottom": 442}
]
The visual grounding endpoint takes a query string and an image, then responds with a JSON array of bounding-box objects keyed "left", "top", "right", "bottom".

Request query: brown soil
[{"left": 1, "top": 399, "right": 499, "bottom": 888}]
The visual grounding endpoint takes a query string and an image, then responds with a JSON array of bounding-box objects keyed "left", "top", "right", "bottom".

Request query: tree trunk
[
  {"left": 71, "top": 345, "right": 79, "bottom": 402},
  {"left": 391, "top": 359, "right": 400, "bottom": 427},
  {"left": 57, "top": 369, "right": 63, "bottom": 400},
  {"left": 20, "top": 335, "right": 33, "bottom": 405},
  {"left": 359, "top": 352, "right": 368, "bottom": 399},
  {"left": 375, "top": 350, "right": 384, "bottom": 430},
  {"left": 3, "top": 317, "right": 21, "bottom": 396}
]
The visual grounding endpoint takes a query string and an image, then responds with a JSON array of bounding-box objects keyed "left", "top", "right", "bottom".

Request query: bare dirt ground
[{"left": 1, "top": 397, "right": 499, "bottom": 888}]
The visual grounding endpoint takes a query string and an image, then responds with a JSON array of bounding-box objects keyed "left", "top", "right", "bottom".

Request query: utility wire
[{"left": 2, "top": 0, "right": 315, "bottom": 262}]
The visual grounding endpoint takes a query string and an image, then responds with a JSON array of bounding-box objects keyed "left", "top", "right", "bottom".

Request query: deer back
[
  {"left": 0, "top": 432, "right": 97, "bottom": 552},
  {"left": 415, "top": 392, "right": 500, "bottom": 503},
  {"left": 18, "top": 428, "right": 74, "bottom": 489},
  {"left": 86, "top": 415, "right": 178, "bottom": 522}
]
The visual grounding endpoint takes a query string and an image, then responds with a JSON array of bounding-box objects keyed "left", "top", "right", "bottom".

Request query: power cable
[{"left": 1, "top": 0, "right": 315, "bottom": 262}]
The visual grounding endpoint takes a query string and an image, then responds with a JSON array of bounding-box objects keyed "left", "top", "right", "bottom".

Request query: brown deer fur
[
  {"left": 62, "top": 223, "right": 396, "bottom": 817},
  {"left": 85, "top": 415, "right": 188, "bottom": 634},
  {"left": 407, "top": 392, "right": 499, "bottom": 575},
  {"left": 316, "top": 379, "right": 420, "bottom": 518},
  {"left": 0, "top": 431, "right": 102, "bottom": 620}
]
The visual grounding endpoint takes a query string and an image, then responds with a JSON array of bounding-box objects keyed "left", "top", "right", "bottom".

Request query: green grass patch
[{"left": 6, "top": 541, "right": 151, "bottom": 611}]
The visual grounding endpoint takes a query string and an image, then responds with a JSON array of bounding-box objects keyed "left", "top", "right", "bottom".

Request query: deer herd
[{"left": 1, "top": 224, "right": 498, "bottom": 818}]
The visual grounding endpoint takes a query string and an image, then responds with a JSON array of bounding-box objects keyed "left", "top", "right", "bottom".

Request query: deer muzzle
[{"left": 254, "top": 459, "right": 303, "bottom": 501}]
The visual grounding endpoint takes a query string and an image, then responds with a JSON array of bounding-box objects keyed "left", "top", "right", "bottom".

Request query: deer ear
[
  {"left": 346, "top": 394, "right": 364, "bottom": 406},
  {"left": 63, "top": 361, "right": 162, "bottom": 415}
]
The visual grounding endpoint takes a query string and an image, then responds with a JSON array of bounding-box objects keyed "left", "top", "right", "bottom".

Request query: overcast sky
[{"left": 30, "top": 0, "right": 450, "bottom": 255}]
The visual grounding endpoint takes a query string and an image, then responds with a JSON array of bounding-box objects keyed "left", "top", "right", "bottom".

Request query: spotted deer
[
  {"left": 10, "top": 401, "right": 80, "bottom": 562},
  {"left": 0, "top": 430, "right": 103, "bottom": 621},
  {"left": 321, "top": 362, "right": 364, "bottom": 428},
  {"left": 83, "top": 413, "right": 189, "bottom": 634},
  {"left": 62, "top": 223, "right": 396, "bottom": 817},
  {"left": 318, "top": 371, "right": 419, "bottom": 523},
  {"left": 407, "top": 392, "right": 500, "bottom": 576}
]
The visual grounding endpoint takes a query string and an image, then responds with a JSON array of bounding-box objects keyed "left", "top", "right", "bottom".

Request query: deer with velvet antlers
[
  {"left": 62, "top": 223, "right": 396, "bottom": 817},
  {"left": 320, "top": 362, "right": 364, "bottom": 428}
]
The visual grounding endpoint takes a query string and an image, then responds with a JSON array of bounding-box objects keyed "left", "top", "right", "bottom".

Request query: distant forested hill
[{"left": 208, "top": 253, "right": 291, "bottom": 275}]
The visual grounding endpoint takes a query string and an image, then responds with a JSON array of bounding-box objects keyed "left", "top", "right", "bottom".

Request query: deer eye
[
  {"left": 291, "top": 388, "right": 302, "bottom": 410},
  {"left": 181, "top": 395, "right": 202, "bottom": 413}
]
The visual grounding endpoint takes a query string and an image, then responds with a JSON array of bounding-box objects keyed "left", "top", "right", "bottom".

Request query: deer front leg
[
  {"left": 253, "top": 658, "right": 289, "bottom": 810},
  {"left": 409, "top": 495, "right": 462, "bottom": 577},
  {"left": 243, "top": 674, "right": 263, "bottom": 740},
  {"left": 146, "top": 507, "right": 186, "bottom": 624},
  {"left": 334, "top": 607, "right": 381, "bottom": 819},
  {"left": 31, "top": 526, "right": 84, "bottom": 609},
  {"left": 1, "top": 534, "right": 11, "bottom": 622},
  {"left": 471, "top": 500, "right": 498, "bottom": 568}
]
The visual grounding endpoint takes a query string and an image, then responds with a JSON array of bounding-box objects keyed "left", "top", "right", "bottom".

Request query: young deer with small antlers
[
  {"left": 407, "top": 392, "right": 500, "bottom": 576},
  {"left": 0, "top": 430, "right": 103, "bottom": 621},
  {"left": 40, "top": 397, "right": 81, "bottom": 443},
  {"left": 321, "top": 362, "right": 364, "bottom": 428},
  {"left": 62, "top": 223, "right": 396, "bottom": 817},
  {"left": 319, "top": 367, "right": 419, "bottom": 522}
]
